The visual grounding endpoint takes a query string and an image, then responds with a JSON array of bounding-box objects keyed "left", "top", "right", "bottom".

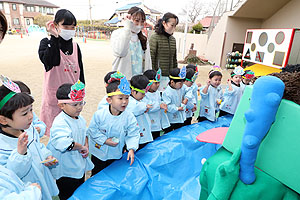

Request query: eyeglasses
[{"left": 67, "top": 101, "right": 86, "bottom": 107}]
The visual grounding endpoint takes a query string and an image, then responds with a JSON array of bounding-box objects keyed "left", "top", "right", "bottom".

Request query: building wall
[
  {"left": 221, "top": 17, "right": 262, "bottom": 67},
  {"left": 9, "top": 3, "right": 22, "bottom": 30},
  {"left": 173, "top": 32, "right": 208, "bottom": 60},
  {"left": 261, "top": 0, "right": 300, "bottom": 28}
]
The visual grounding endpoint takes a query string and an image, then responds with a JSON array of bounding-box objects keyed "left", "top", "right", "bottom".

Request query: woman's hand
[{"left": 46, "top": 21, "right": 60, "bottom": 38}]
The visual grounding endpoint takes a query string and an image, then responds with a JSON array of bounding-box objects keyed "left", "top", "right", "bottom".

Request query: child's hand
[
  {"left": 105, "top": 138, "right": 119, "bottom": 147},
  {"left": 43, "top": 156, "right": 58, "bottom": 167},
  {"left": 178, "top": 107, "right": 184, "bottom": 111},
  {"left": 35, "top": 126, "right": 41, "bottom": 133},
  {"left": 227, "top": 79, "right": 232, "bottom": 85},
  {"left": 17, "top": 132, "right": 28, "bottom": 155},
  {"left": 80, "top": 146, "right": 89, "bottom": 158},
  {"left": 46, "top": 21, "right": 59, "bottom": 38},
  {"left": 127, "top": 149, "right": 135, "bottom": 166},
  {"left": 160, "top": 103, "right": 168, "bottom": 111},
  {"left": 182, "top": 98, "right": 188, "bottom": 105},
  {"left": 206, "top": 79, "right": 211, "bottom": 86},
  {"left": 197, "top": 82, "right": 202, "bottom": 87},
  {"left": 146, "top": 104, "right": 152, "bottom": 109},
  {"left": 192, "top": 104, "right": 197, "bottom": 112},
  {"left": 30, "top": 183, "right": 41, "bottom": 191}
]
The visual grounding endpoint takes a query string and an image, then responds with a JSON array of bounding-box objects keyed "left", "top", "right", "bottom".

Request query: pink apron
[{"left": 40, "top": 43, "right": 80, "bottom": 136}]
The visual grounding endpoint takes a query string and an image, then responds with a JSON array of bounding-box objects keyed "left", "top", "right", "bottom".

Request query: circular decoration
[
  {"left": 201, "top": 158, "right": 207, "bottom": 165},
  {"left": 259, "top": 32, "right": 268, "bottom": 46},
  {"left": 275, "top": 31, "right": 285, "bottom": 45},
  {"left": 268, "top": 43, "right": 275, "bottom": 53},
  {"left": 251, "top": 43, "right": 256, "bottom": 51}
]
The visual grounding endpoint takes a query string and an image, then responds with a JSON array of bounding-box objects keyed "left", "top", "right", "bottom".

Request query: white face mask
[
  {"left": 131, "top": 25, "right": 143, "bottom": 34},
  {"left": 59, "top": 29, "right": 75, "bottom": 41}
]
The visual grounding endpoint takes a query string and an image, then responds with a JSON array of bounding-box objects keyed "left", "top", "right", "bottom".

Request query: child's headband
[
  {"left": 243, "top": 70, "right": 255, "bottom": 79},
  {"left": 130, "top": 81, "right": 152, "bottom": 94},
  {"left": 169, "top": 66, "right": 186, "bottom": 80},
  {"left": 209, "top": 65, "right": 222, "bottom": 75},
  {"left": 58, "top": 81, "right": 85, "bottom": 104},
  {"left": 107, "top": 77, "right": 131, "bottom": 97},
  {"left": 0, "top": 75, "right": 21, "bottom": 110},
  {"left": 149, "top": 68, "right": 161, "bottom": 83},
  {"left": 108, "top": 71, "right": 125, "bottom": 83},
  {"left": 231, "top": 66, "right": 244, "bottom": 77}
]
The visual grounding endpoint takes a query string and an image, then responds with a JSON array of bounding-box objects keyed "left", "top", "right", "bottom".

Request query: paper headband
[
  {"left": 231, "top": 66, "right": 245, "bottom": 77},
  {"left": 108, "top": 71, "right": 125, "bottom": 83},
  {"left": 243, "top": 70, "right": 255, "bottom": 79},
  {"left": 209, "top": 65, "right": 222, "bottom": 75},
  {"left": 0, "top": 75, "right": 21, "bottom": 110},
  {"left": 107, "top": 77, "right": 131, "bottom": 97},
  {"left": 150, "top": 68, "right": 161, "bottom": 82},
  {"left": 169, "top": 66, "right": 186, "bottom": 80}
]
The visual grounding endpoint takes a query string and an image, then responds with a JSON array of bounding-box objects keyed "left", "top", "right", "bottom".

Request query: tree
[
  {"left": 33, "top": 14, "right": 53, "bottom": 27},
  {"left": 182, "top": 0, "right": 203, "bottom": 23},
  {"left": 191, "top": 23, "right": 203, "bottom": 34}
]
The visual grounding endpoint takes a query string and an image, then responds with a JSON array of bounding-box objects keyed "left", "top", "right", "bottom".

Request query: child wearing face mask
[
  {"left": 219, "top": 67, "right": 244, "bottom": 117},
  {"left": 150, "top": 12, "right": 179, "bottom": 91},
  {"left": 111, "top": 6, "right": 152, "bottom": 79},
  {"left": 197, "top": 67, "right": 223, "bottom": 122},
  {"left": 38, "top": 9, "right": 85, "bottom": 136}
]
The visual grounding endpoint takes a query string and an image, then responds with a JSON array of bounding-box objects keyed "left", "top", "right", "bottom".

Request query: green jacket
[{"left": 149, "top": 32, "right": 178, "bottom": 76}]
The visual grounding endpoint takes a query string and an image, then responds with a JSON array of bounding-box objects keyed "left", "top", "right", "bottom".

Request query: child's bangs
[{"left": 62, "top": 12, "right": 77, "bottom": 26}]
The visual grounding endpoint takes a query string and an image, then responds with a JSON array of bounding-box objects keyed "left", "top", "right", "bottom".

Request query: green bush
[{"left": 191, "top": 23, "right": 203, "bottom": 34}]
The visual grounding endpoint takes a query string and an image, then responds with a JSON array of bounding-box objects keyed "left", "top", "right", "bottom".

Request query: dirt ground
[{"left": 0, "top": 35, "right": 231, "bottom": 143}]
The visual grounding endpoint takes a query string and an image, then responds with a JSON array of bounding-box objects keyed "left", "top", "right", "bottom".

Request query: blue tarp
[{"left": 70, "top": 115, "right": 233, "bottom": 200}]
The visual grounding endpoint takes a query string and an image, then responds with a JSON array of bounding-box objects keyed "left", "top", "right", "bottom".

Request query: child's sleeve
[
  {"left": 49, "top": 121, "right": 74, "bottom": 153},
  {"left": 32, "top": 112, "right": 46, "bottom": 137},
  {"left": 223, "top": 86, "right": 235, "bottom": 97},
  {"left": 200, "top": 86, "right": 209, "bottom": 99},
  {"left": 87, "top": 112, "right": 107, "bottom": 146},
  {"left": 0, "top": 150, "right": 32, "bottom": 179},
  {"left": 125, "top": 113, "right": 140, "bottom": 151},
  {"left": 111, "top": 21, "right": 132, "bottom": 58},
  {"left": 162, "top": 91, "right": 179, "bottom": 113},
  {"left": 141, "top": 97, "right": 160, "bottom": 113},
  {"left": 2, "top": 184, "right": 42, "bottom": 200},
  {"left": 127, "top": 101, "right": 148, "bottom": 117}
]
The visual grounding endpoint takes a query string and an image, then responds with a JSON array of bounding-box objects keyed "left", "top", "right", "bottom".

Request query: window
[
  {"left": 26, "top": 19, "right": 30, "bottom": 25},
  {"left": 13, "top": 18, "right": 19, "bottom": 25},
  {"left": 12, "top": 4, "right": 17, "bottom": 10},
  {"left": 0, "top": 3, "right": 3, "bottom": 10},
  {"left": 26, "top": 6, "right": 35, "bottom": 12}
]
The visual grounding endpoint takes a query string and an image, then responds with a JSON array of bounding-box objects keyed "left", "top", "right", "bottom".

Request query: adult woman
[
  {"left": 149, "top": 12, "right": 179, "bottom": 90},
  {"left": 38, "top": 9, "right": 85, "bottom": 136},
  {"left": 111, "top": 6, "right": 152, "bottom": 79}
]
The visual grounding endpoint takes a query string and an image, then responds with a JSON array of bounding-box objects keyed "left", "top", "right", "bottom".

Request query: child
[
  {"left": 111, "top": 6, "right": 151, "bottom": 79},
  {"left": 126, "top": 75, "right": 153, "bottom": 149},
  {"left": 142, "top": 69, "right": 170, "bottom": 139},
  {"left": 97, "top": 71, "right": 124, "bottom": 110},
  {"left": 0, "top": 165, "right": 42, "bottom": 199},
  {"left": 183, "top": 68, "right": 198, "bottom": 125},
  {"left": 241, "top": 70, "right": 255, "bottom": 93},
  {"left": 198, "top": 66, "right": 223, "bottom": 122},
  {"left": 88, "top": 76, "right": 140, "bottom": 176},
  {"left": 13, "top": 80, "right": 47, "bottom": 137},
  {"left": 162, "top": 67, "right": 187, "bottom": 132},
  {"left": 47, "top": 81, "right": 94, "bottom": 200},
  {"left": 0, "top": 76, "right": 59, "bottom": 200},
  {"left": 219, "top": 66, "right": 244, "bottom": 117},
  {"left": 39, "top": 9, "right": 85, "bottom": 136}
]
